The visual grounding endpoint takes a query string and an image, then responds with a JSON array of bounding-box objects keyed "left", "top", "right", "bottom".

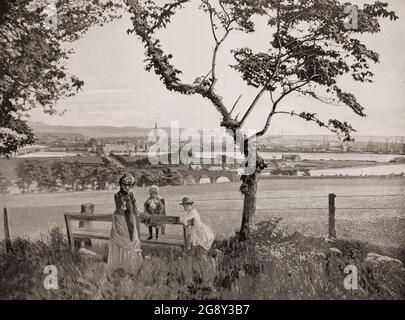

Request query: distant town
[
  {"left": 1, "top": 122, "right": 405, "bottom": 195},
  {"left": 11, "top": 122, "right": 405, "bottom": 157}
]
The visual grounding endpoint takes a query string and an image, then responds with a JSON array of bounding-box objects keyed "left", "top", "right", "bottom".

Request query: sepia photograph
[{"left": 0, "top": 0, "right": 404, "bottom": 306}]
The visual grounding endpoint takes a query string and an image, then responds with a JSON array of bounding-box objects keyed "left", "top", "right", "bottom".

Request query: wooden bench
[{"left": 64, "top": 213, "right": 193, "bottom": 253}]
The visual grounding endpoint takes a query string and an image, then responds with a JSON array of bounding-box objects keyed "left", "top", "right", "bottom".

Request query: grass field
[
  {"left": 1, "top": 177, "right": 404, "bottom": 249},
  {"left": 1, "top": 222, "right": 404, "bottom": 299}
]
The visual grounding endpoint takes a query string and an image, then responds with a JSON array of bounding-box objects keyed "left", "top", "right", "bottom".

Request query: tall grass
[{"left": 0, "top": 220, "right": 403, "bottom": 300}]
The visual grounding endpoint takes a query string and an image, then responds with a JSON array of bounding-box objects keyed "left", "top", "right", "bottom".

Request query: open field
[{"left": 1, "top": 177, "right": 404, "bottom": 249}]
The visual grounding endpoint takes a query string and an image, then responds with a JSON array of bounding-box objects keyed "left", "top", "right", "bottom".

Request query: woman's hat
[
  {"left": 119, "top": 173, "right": 136, "bottom": 186},
  {"left": 179, "top": 197, "right": 194, "bottom": 206}
]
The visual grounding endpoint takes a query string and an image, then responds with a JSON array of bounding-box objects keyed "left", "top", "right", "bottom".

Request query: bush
[{"left": 132, "top": 169, "right": 184, "bottom": 187}]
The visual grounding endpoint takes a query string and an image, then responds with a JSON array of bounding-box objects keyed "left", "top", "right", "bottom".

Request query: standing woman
[{"left": 107, "top": 173, "right": 143, "bottom": 273}]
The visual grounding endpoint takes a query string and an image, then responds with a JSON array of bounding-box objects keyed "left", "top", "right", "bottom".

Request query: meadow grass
[
  {"left": 2, "top": 177, "right": 405, "bottom": 250},
  {"left": 0, "top": 219, "right": 403, "bottom": 300}
]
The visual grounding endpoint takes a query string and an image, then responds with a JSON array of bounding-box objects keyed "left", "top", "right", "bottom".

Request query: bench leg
[
  {"left": 183, "top": 225, "right": 191, "bottom": 253},
  {"left": 74, "top": 239, "right": 82, "bottom": 250}
]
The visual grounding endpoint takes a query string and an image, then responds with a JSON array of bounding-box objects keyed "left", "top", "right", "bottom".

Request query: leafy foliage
[
  {"left": 128, "top": 0, "right": 398, "bottom": 237},
  {"left": 129, "top": 0, "right": 397, "bottom": 141},
  {"left": 0, "top": 0, "right": 122, "bottom": 156},
  {"left": 15, "top": 159, "right": 122, "bottom": 192},
  {"left": 132, "top": 168, "right": 184, "bottom": 186},
  {"left": 50, "top": 160, "right": 122, "bottom": 191},
  {"left": 15, "top": 159, "right": 42, "bottom": 192}
]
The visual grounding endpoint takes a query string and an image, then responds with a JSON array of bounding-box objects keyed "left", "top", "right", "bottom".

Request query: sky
[{"left": 28, "top": 0, "right": 405, "bottom": 136}]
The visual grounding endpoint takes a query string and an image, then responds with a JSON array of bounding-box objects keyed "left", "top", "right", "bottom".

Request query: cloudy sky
[{"left": 29, "top": 0, "right": 405, "bottom": 136}]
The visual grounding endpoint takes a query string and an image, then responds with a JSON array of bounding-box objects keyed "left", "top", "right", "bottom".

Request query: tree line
[
  {"left": 14, "top": 160, "right": 184, "bottom": 193},
  {"left": 130, "top": 168, "right": 184, "bottom": 187},
  {"left": 15, "top": 159, "right": 122, "bottom": 193}
]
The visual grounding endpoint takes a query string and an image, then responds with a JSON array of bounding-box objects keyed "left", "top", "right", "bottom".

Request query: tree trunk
[
  {"left": 239, "top": 171, "right": 259, "bottom": 240},
  {"left": 238, "top": 152, "right": 266, "bottom": 241}
]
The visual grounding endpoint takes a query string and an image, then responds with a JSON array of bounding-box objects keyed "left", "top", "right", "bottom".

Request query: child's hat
[{"left": 179, "top": 197, "right": 194, "bottom": 205}]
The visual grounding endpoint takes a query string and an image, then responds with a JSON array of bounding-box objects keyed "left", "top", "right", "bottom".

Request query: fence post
[
  {"left": 328, "top": 193, "right": 336, "bottom": 239},
  {"left": 3, "top": 208, "right": 13, "bottom": 253},
  {"left": 76, "top": 203, "right": 94, "bottom": 248},
  {"left": 161, "top": 199, "right": 166, "bottom": 235},
  {"left": 64, "top": 214, "right": 74, "bottom": 252}
]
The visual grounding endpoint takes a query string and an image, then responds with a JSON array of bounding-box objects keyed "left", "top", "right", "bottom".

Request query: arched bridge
[{"left": 178, "top": 169, "right": 240, "bottom": 184}]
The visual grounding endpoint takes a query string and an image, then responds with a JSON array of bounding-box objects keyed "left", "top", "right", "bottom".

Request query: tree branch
[
  {"left": 202, "top": 0, "right": 234, "bottom": 91},
  {"left": 239, "top": 86, "right": 267, "bottom": 126},
  {"left": 203, "top": 0, "right": 219, "bottom": 44},
  {"left": 230, "top": 94, "right": 242, "bottom": 115},
  {"left": 131, "top": 2, "right": 235, "bottom": 127},
  {"left": 272, "top": 111, "right": 356, "bottom": 141},
  {"left": 238, "top": 3, "right": 283, "bottom": 128},
  {"left": 254, "top": 79, "right": 311, "bottom": 138}
]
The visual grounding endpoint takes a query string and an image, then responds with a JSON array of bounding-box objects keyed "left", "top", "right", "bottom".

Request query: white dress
[
  {"left": 180, "top": 208, "right": 214, "bottom": 251},
  {"left": 107, "top": 213, "right": 143, "bottom": 273}
]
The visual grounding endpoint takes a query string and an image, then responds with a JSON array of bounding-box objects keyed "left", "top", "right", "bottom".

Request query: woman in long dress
[
  {"left": 179, "top": 197, "right": 214, "bottom": 253},
  {"left": 107, "top": 173, "right": 143, "bottom": 273}
]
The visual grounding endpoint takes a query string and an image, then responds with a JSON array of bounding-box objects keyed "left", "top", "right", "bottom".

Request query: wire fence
[
  {"left": 1, "top": 192, "right": 403, "bottom": 244},
  {"left": 182, "top": 193, "right": 405, "bottom": 201},
  {"left": 164, "top": 194, "right": 405, "bottom": 212}
]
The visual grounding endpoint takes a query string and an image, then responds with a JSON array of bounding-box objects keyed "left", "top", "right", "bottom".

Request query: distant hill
[
  {"left": 29, "top": 122, "right": 153, "bottom": 137},
  {"left": 29, "top": 122, "right": 405, "bottom": 142}
]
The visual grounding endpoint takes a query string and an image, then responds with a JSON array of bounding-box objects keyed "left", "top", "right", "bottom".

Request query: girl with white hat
[
  {"left": 144, "top": 185, "right": 165, "bottom": 240},
  {"left": 179, "top": 197, "right": 215, "bottom": 253}
]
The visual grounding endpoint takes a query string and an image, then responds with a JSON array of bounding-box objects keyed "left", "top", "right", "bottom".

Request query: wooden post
[
  {"left": 77, "top": 203, "right": 94, "bottom": 248},
  {"left": 64, "top": 214, "right": 74, "bottom": 252},
  {"left": 183, "top": 224, "right": 190, "bottom": 252},
  {"left": 79, "top": 203, "right": 95, "bottom": 227},
  {"left": 3, "top": 208, "right": 12, "bottom": 253},
  {"left": 161, "top": 199, "right": 166, "bottom": 235},
  {"left": 328, "top": 193, "right": 336, "bottom": 239},
  {"left": 182, "top": 219, "right": 194, "bottom": 253}
]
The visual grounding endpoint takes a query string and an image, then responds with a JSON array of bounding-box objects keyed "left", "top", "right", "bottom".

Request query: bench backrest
[
  {"left": 65, "top": 213, "right": 113, "bottom": 222},
  {"left": 64, "top": 213, "right": 190, "bottom": 225},
  {"left": 64, "top": 213, "right": 193, "bottom": 252}
]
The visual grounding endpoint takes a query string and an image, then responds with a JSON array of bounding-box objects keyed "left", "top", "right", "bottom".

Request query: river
[
  {"left": 259, "top": 152, "right": 402, "bottom": 162},
  {"left": 310, "top": 163, "right": 405, "bottom": 176},
  {"left": 22, "top": 150, "right": 402, "bottom": 162}
]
